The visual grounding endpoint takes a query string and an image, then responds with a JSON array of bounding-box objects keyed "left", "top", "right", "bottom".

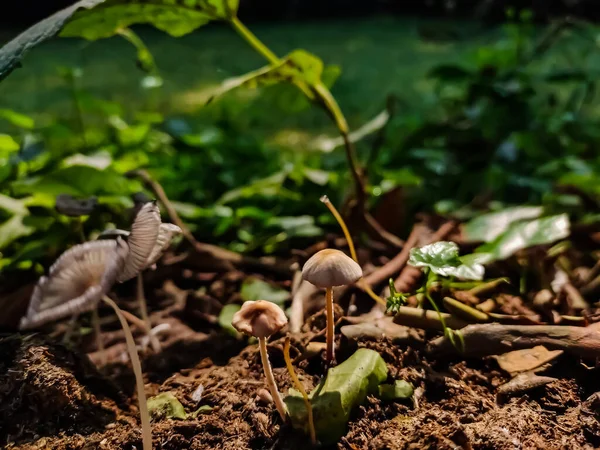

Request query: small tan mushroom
[
  {"left": 232, "top": 300, "right": 288, "bottom": 421},
  {"left": 20, "top": 238, "right": 129, "bottom": 330},
  {"left": 302, "top": 249, "right": 362, "bottom": 364}
]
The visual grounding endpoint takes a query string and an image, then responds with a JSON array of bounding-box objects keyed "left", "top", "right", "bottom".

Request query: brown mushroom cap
[
  {"left": 232, "top": 300, "right": 288, "bottom": 339},
  {"left": 301, "top": 249, "right": 362, "bottom": 288},
  {"left": 20, "top": 238, "right": 129, "bottom": 330}
]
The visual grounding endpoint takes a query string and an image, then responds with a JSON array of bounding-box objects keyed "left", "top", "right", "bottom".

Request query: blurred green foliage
[{"left": 0, "top": 9, "right": 599, "bottom": 277}]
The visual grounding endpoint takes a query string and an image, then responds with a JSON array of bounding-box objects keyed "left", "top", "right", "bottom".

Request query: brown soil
[{"left": 2, "top": 328, "right": 600, "bottom": 450}]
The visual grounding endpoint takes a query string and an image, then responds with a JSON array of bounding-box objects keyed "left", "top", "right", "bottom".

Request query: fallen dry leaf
[{"left": 494, "top": 345, "right": 563, "bottom": 375}]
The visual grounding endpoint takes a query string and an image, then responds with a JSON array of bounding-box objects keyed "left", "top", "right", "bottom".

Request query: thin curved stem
[
  {"left": 283, "top": 337, "right": 316, "bottom": 444},
  {"left": 325, "top": 287, "right": 335, "bottom": 365},
  {"left": 102, "top": 296, "right": 152, "bottom": 450},
  {"left": 321, "top": 195, "right": 386, "bottom": 306},
  {"left": 258, "top": 337, "right": 287, "bottom": 421},
  {"left": 120, "top": 308, "right": 161, "bottom": 354},
  {"left": 320, "top": 195, "right": 357, "bottom": 262}
]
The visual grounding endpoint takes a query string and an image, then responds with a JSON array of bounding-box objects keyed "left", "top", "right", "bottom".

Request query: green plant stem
[
  {"left": 228, "top": 17, "right": 365, "bottom": 205},
  {"left": 230, "top": 17, "right": 279, "bottom": 64},
  {"left": 284, "top": 337, "right": 316, "bottom": 445},
  {"left": 325, "top": 286, "right": 335, "bottom": 365},
  {"left": 102, "top": 295, "right": 152, "bottom": 450}
]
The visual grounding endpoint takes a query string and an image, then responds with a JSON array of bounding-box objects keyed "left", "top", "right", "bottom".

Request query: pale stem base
[
  {"left": 259, "top": 337, "right": 287, "bottom": 421},
  {"left": 326, "top": 286, "right": 335, "bottom": 364},
  {"left": 102, "top": 295, "right": 152, "bottom": 450}
]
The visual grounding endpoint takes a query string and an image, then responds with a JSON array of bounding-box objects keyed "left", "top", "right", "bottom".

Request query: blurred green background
[{"left": 1, "top": 6, "right": 599, "bottom": 280}]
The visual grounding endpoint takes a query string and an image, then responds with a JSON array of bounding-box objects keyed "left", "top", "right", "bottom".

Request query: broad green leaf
[
  {"left": 378, "top": 380, "right": 413, "bottom": 401},
  {"left": 409, "top": 241, "right": 484, "bottom": 280},
  {"left": 240, "top": 277, "right": 289, "bottom": 306},
  {"left": 61, "top": 0, "right": 239, "bottom": 40},
  {"left": 11, "top": 166, "right": 139, "bottom": 197},
  {"left": 147, "top": 392, "right": 187, "bottom": 420},
  {"left": 0, "top": 194, "right": 28, "bottom": 215},
  {"left": 0, "top": 134, "right": 19, "bottom": 153},
  {"left": 0, "top": 109, "right": 35, "bottom": 129},
  {"left": 285, "top": 348, "right": 387, "bottom": 445},
  {"left": 0, "top": 0, "right": 105, "bottom": 81},
  {"left": 0, "top": 215, "right": 35, "bottom": 249},
  {"left": 462, "top": 206, "right": 543, "bottom": 243},
  {"left": 218, "top": 303, "right": 241, "bottom": 337},
  {"left": 474, "top": 214, "right": 570, "bottom": 263},
  {"left": 208, "top": 50, "right": 324, "bottom": 103}
]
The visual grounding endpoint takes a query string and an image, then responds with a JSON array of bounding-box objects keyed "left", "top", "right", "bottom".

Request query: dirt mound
[
  {"left": 0, "top": 335, "right": 129, "bottom": 448},
  {"left": 3, "top": 334, "right": 600, "bottom": 449}
]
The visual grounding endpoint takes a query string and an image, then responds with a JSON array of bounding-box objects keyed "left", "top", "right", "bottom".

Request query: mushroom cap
[
  {"left": 118, "top": 201, "right": 161, "bottom": 282},
  {"left": 302, "top": 249, "right": 362, "bottom": 288},
  {"left": 20, "top": 238, "right": 129, "bottom": 330},
  {"left": 145, "top": 223, "right": 182, "bottom": 269},
  {"left": 231, "top": 300, "right": 288, "bottom": 339}
]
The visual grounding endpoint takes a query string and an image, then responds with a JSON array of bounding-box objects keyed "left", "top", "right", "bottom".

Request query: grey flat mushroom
[
  {"left": 20, "top": 238, "right": 129, "bottom": 330},
  {"left": 118, "top": 202, "right": 161, "bottom": 282},
  {"left": 145, "top": 223, "right": 182, "bottom": 269}
]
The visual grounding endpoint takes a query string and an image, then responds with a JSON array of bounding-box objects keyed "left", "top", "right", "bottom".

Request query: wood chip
[{"left": 497, "top": 372, "right": 556, "bottom": 396}]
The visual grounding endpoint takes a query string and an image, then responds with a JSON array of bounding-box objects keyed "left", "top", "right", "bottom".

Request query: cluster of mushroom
[
  {"left": 231, "top": 247, "right": 362, "bottom": 429},
  {"left": 20, "top": 201, "right": 181, "bottom": 336}
]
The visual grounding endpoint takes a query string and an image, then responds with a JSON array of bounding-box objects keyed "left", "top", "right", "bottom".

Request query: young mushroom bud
[
  {"left": 302, "top": 249, "right": 362, "bottom": 365},
  {"left": 232, "top": 300, "right": 288, "bottom": 421}
]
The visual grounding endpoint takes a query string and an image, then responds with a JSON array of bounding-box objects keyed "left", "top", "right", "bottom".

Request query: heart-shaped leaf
[{"left": 408, "top": 241, "right": 484, "bottom": 280}]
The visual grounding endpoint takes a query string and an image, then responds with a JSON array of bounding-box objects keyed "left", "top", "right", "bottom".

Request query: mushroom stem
[
  {"left": 137, "top": 273, "right": 150, "bottom": 326},
  {"left": 258, "top": 336, "right": 287, "bottom": 421},
  {"left": 136, "top": 274, "right": 160, "bottom": 352},
  {"left": 102, "top": 296, "right": 152, "bottom": 450},
  {"left": 325, "top": 286, "right": 335, "bottom": 364},
  {"left": 91, "top": 307, "right": 106, "bottom": 366},
  {"left": 120, "top": 309, "right": 161, "bottom": 354}
]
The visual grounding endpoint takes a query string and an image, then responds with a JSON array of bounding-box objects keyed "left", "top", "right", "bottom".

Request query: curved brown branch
[{"left": 429, "top": 323, "right": 600, "bottom": 359}]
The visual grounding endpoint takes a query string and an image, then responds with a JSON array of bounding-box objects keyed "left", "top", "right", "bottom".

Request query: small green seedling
[
  {"left": 386, "top": 241, "right": 488, "bottom": 351},
  {"left": 285, "top": 348, "right": 387, "bottom": 445}
]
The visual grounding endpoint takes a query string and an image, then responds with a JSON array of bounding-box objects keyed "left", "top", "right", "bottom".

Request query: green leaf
[
  {"left": 0, "top": 194, "right": 28, "bottom": 215},
  {"left": 409, "top": 241, "right": 484, "bottom": 280},
  {"left": 462, "top": 206, "right": 543, "bottom": 243},
  {"left": 208, "top": 49, "right": 324, "bottom": 103},
  {"left": 147, "top": 392, "right": 187, "bottom": 420},
  {"left": 378, "top": 380, "right": 413, "bottom": 401},
  {"left": 285, "top": 348, "right": 388, "bottom": 445},
  {"left": 0, "top": 134, "right": 19, "bottom": 153},
  {"left": 474, "top": 214, "right": 570, "bottom": 263},
  {"left": 61, "top": 0, "right": 239, "bottom": 40},
  {"left": 0, "top": 0, "right": 105, "bottom": 81},
  {"left": 218, "top": 304, "right": 241, "bottom": 337},
  {"left": 240, "top": 277, "right": 289, "bottom": 306},
  {"left": 0, "top": 109, "right": 35, "bottom": 129},
  {"left": 0, "top": 215, "right": 35, "bottom": 249},
  {"left": 11, "top": 166, "right": 138, "bottom": 197}
]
